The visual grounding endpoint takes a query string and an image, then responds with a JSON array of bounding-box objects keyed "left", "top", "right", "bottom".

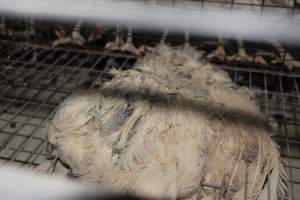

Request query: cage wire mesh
[{"left": 0, "top": 0, "right": 300, "bottom": 199}]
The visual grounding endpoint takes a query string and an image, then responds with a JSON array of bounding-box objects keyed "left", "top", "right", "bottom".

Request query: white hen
[{"left": 47, "top": 45, "right": 287, "bottom": 199}]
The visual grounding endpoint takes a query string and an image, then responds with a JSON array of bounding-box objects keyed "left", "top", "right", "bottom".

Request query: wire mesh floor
[{"left": 0, "top": 41, "right": 300, "bottom": 199}]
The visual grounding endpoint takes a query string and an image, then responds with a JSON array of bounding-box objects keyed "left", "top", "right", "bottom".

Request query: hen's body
[{"left": 48, "top": 45, "right": 286, "bottom": 199}]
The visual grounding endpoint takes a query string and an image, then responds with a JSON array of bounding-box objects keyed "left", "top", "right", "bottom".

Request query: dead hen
[{"left": 47, "top": 45, "right": 287, "bottom": 200}]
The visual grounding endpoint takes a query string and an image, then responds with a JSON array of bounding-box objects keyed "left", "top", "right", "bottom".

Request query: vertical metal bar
[
  {"left": 218, "top": 176, "right": 226, "bottom": 200},
  {"left": 218, "top": 179, "right": 224, "bottom": 200},
  {"left": 293, "top": 77, "right": 300, "bottom": 103},
  {"left": 292, "top": 0, "right": 297, "bottom": 15},
  {"left": 0, "top": 15, "right": 6, "bottom": 35},
  {"left": 116, "top": 24, "right": 121, "bottom": 50},
  {"left": 234, "top": 70, "right": 238, "bottom": 84},
  {"left": 293, "top": 77, "right": 300, "bottom": 140},
  {"left": 264, "top": 72, "right": 269, "bottom": 115},
  {"left": 261, "top": 0, "right": 265, "bottom": 13},
  {"left": 267, "top": 171, "right": 271, "bottom": 200},
  {"left": 244, "top": 163, "right": 248, "bottom": 200},
  {"left": 279, "top": 75, "right": 295, "bottom": 200},
  {"left": 249, "top": 72, "right": 252, "bottom": 88},
  {"left": 252, "top": 51, "right": 256, "bottom": 64}
]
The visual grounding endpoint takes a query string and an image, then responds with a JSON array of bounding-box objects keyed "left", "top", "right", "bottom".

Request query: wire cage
[{"left": 0, "top": 0, "right": 300, "bottom": 199}]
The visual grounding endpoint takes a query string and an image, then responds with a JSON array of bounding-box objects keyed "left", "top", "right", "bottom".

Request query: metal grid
[
  {"left": 0, "top": 1, "right": 300, "bottom": 198},
  {"left": 0, "top": 41, "right": 136, "bottom": 166},
  {"left": 1, "top": 17, "right": 300, "bottom": 73},
  {"left": 0, "top": 41, "right": 300, "bottom": 199}
]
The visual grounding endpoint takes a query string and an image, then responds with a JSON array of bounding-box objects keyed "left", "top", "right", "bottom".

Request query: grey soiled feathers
[{"left": 47, "top": 45, "right": 287, "bottom": 200}]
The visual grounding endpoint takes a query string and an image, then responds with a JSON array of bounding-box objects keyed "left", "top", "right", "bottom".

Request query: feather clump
[{"left": 47, "top": 45, "right": 287, "bottom": 200}]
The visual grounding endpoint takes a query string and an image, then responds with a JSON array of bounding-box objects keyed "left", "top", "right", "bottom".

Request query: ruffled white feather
[{"left": 46, "top": 45, "right": 287, "bottom": 200}]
